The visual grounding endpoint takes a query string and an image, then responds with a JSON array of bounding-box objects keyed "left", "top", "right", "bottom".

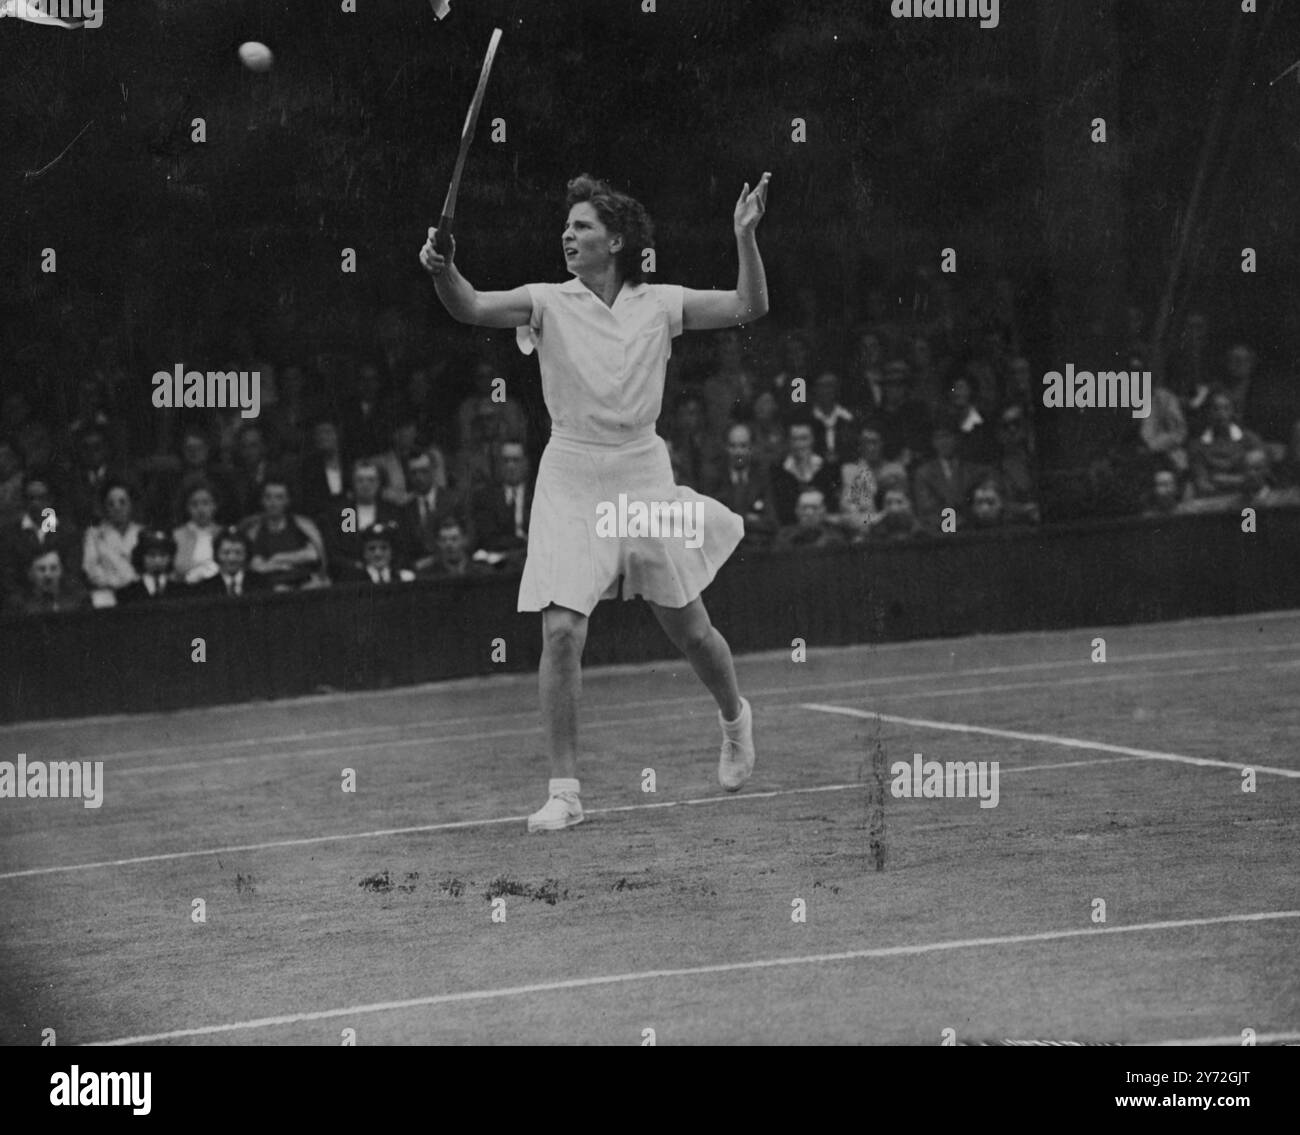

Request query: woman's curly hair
[{"left": 565, "top": 173, "right": 655, "bottom": 285}]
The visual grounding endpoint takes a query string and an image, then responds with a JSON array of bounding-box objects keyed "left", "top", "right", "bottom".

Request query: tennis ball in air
[{"left": 238, "top": 42, "right": 274, "bottom": 72}]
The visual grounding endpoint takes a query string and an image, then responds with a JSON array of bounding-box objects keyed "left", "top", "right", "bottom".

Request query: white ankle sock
[
  {"left": 549, "top": 777, "right": 580, "bottom": 797},
  {"left": 721, "top": 698, "right": 748, "bottom": 732}
]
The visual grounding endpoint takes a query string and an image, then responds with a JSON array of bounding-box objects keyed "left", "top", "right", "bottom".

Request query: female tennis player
[{"left": 420, "top": 171, "right": 770, "bottom": 831}]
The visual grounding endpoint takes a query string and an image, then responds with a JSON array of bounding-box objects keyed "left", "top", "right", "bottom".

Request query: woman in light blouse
[
  {"left": 82, "top": 480, "right": 142, "bottom": 605},
  {"left": 172, "top": 479, "right": 222, "bottom": 584}
]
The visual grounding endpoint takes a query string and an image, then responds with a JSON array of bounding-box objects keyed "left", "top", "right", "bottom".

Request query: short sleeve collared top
[{"left": 517, "top": 278, "right": 685, "bottom": 445}]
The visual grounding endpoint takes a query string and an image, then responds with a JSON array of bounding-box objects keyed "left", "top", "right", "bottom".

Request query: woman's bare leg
[
  {"left": 647, "top": 596, "right": 742, "bottom": 721},
  {"left": 539, "top": 603, "right": 588, "bottom": 778}
]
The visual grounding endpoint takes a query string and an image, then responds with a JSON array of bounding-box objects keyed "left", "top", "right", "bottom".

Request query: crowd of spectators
[{"left": 3, "top": 296, "right": 1297, "bottom": 618}]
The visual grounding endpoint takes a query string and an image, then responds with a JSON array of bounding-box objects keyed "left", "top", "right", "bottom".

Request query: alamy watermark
[
  {"left": 1042, "top": 364, "right": 1151, "bottom": 419},
  {"left": 890, "top": 752, "right": 1000, "bottom": 808},
  {"left": 0, "top": 753, "right": 104, "bottom": 809},
  {"left": 891, "top": 0, "right": 999, "bottom": 30},
  {"left": 151, "top": 365, "right": 261, "bottom": 418},
  {"left": 594, "top": 493, "right": 704, "bottom": 549},
  {"left": 1, "top": 0, "right": 103, "bottom": 28},
  {"left": 50, "top": 1067, "right": 150, "bottom": 1115}
]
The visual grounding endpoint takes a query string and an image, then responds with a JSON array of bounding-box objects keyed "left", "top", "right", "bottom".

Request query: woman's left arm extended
[{"left": 683, "top": 172, "right": 771, "bottom": 331}]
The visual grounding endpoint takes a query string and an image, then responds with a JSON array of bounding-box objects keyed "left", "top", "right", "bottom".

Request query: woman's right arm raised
[{"left": 419, "top": 227, "right": 533, "bottom": 328}]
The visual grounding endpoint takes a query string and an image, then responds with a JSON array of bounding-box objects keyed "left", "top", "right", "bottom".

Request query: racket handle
[{"left": 433, "top": 214, "right": 454, "bottom": 257}]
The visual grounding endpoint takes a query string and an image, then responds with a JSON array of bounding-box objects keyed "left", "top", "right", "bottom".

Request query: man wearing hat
[
  {"left": 116, "top": 529, "right": 180, "bottom": 603},
  {"left": 336, "top": 522, "right": 415, "bottom": 585}
]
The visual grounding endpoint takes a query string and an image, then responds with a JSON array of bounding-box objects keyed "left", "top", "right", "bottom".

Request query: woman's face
[
  {"left": 753, "top": 391, "right": 778, "bottom": 422},
  {"left": 105, "top": 487, "right": 132, "bottom": 526},
  {"left": 187, "top": 489, "right": 216, "bottom": 526},
  {"left": 563, "top": 202, "right": 619, "bottom": 277},
  {"left": 262, "top": 483, "right": 290, "bottom": 518}
]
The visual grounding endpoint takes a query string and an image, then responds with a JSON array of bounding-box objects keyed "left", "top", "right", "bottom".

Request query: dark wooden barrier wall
[{"left": 2, "top": 508, "right": 1296, "bottom": 723}]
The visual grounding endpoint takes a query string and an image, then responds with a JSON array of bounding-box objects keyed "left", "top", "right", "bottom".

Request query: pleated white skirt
[{"left": 518, "top": 428, "right": 743, "bottom": 615}]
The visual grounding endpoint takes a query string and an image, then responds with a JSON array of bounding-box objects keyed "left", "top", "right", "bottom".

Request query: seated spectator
[
  {"left": 1190, "top": 391, "right": 1263, "bottom": 498},
  {"left": 1143, "top": 467, "right": 1189, "bottom": 518},
  {"left": 834, "top": 426, "right": 889, "bottom": 540},
  {"left": 338, "top": 356, "right": 390, "bottom": 460},
  {"left": 374, "top": 412, "right": 423, "bottom": 506},
  {"left": 1139, "top": 370, "right": 1189, "bottom": 473},
  {"left": 912, "top": 419, "right": 989, "bottom": 533},
  {"left": 1002, "top": 355, "right": 1035, "bottom": 413},
  {"left": 188, "top": 528, "right": 270, "bottom": 597},
  {"left": 470, "top": 439, "right": 533, "bottom": 568},
  {"left": 701, "top": 329, "right": 759, "bottom": 435},
  {"left": 426, "top": 517, "right": 490, "bottom": 578},
  {"left": 116, "top": 530, "right": 180, "bottom": 602},
  {"left": 455, "top": 359, "right": 528, "bottom": 490},
  {"left": 876, "top": 359, "right": 933, "bottom": 470},
  {"left": 82, "top": 481, "right": 142, "bottom": 606},
  {"left": 1272, "top": 416, "right": 1300, "bottom": 489},
  {"left": 965, "top": 477, "right": 1029, "bottom": 531},
  {"left": 992, "top": 404, "right": 1040, "bottom": 524},
  {"left": 148, "top": 427, "right": 238, "bottom": 529},
  {"left": 666, "top": 393, "right": 722, "bottom": 491},
  {"left": 704, "top": 423, "right": 778, "bottom": 549},
  {"left": 774, "top": 488, "right": 848, "bottom": 551},
  {"left": 297, "top": 417, "right": 349, "bottom": 521},
  {"left": 747, "top": 390, "right": 788, "bottom": 472},
  {"left": 322, "top": 460, "right": 405, "bottom": 580},
  {"left": 65, "top": 426, "right": 130, "bottom": 529},
  {"left": 947, "top": 376, "right": 996, "bottom": 465},
  {"left": 335, "top": 523, "right": 415, "bottom": 584},
  {"left": 0, "top": 474, "right": 81, "bottom": 598},
  {"left": 173, "top": 481, "right": 223, "bottom": 584},
  {"left": 13, "top": 420, "right": 67, "bottom": 495},
  {"left": 867, "top": 485, "right": 924, "bottom": 542},
  {"left": 229, "top": 423, "right": 278, "bottom": 519},
  {"left": 1220, "top": 343, "right": 1260, "bottom": 431},
  {"left": 0, "top": 440, "right": 23, "bottom": 528},
  {"left": 807, "top": 372, "right": 855, "bottom": 466},
  {"left": 849, "top": 327, "right": 888, "bottom": 418},
  {"left": 771, "top": 421, "right": 841, "bottom": 526},
  {"left": 401, "top": 448, "right": 469, "bottom": 574},
  {"left": 1239, "top": 448, "right": 1300, "bottom": 510},
  {"left": 768, "top": 330, "right": 814, "bottom": 402},
  {"left": 243, "top": 478, "right": 327, "bottom": 590},
  {"left": 3, "top": 548, "right": 87, "bottom": 617}
]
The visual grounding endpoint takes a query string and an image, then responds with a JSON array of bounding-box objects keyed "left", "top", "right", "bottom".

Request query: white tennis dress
[{"left": 515, "top": 277, "right": 743, "bottom": 615}]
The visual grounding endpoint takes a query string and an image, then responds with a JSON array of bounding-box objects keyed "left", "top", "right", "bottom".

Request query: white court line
[
  {"left": 0, "top": 758, "right": 1140, "bottom": 881},
  {"left": 86, "top": 910, "right": 1300, "bottom": 1046},
  {"left": 107, "top": 661, "right": 1259, "bottom": 777},
  {"left": 803, "top": 705, "right": 1300, "bottom": 780},
  {"left": 1143, "top": 1032, "right": 1300, "bottom": 1047},
  {"left": 8, "top": 639, "right": 1300, "bottom": 762}
]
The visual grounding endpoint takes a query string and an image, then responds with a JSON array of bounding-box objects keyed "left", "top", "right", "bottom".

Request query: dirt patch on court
[{"left": 483, "top": 875, "right": 571, "bottom": 905}]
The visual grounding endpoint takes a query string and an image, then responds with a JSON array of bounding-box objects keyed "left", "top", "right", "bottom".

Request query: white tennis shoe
[
  {"left": 718, "top": 697, "right": 755, "bottom": 791},
  {"left": 527, "top": 789, "right": 584, "bottom": 832}
]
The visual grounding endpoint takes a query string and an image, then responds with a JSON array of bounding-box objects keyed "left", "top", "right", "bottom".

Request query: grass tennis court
[{"left": 1, "top": 609, "right": 1297, "bottom": 1045}]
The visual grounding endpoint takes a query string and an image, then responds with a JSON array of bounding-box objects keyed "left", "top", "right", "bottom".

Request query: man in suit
[
  {"left": 116, "top": 530, "right": 181, "bottom": 602},
  {"left": 470, "top": 439, "right": 533, "bottom": 568},
  {"left": 912, "top": 417, "right": 991, "bottom": 533},
  {"left": 400, "top": 448, "right": 467, "bottom": 574},
  {"left": 187, "top": 528, "right": 270, "bottom": 598},
  {"left": 0, "top": 474, "right": 82, "bottom": 599},
  {"left": 3, "top": 547, "right": 88, "bottom": 617},
  {"left": 704, "top": 423, "right": 778, "bottom": 550}
]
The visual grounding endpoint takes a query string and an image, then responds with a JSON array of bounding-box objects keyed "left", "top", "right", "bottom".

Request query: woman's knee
[
  {"left": 542, "top": 607, "right": 588, "bottom": 654},
  {"left": 660, "top": 604, "right": 714, "bottom": 654}
]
